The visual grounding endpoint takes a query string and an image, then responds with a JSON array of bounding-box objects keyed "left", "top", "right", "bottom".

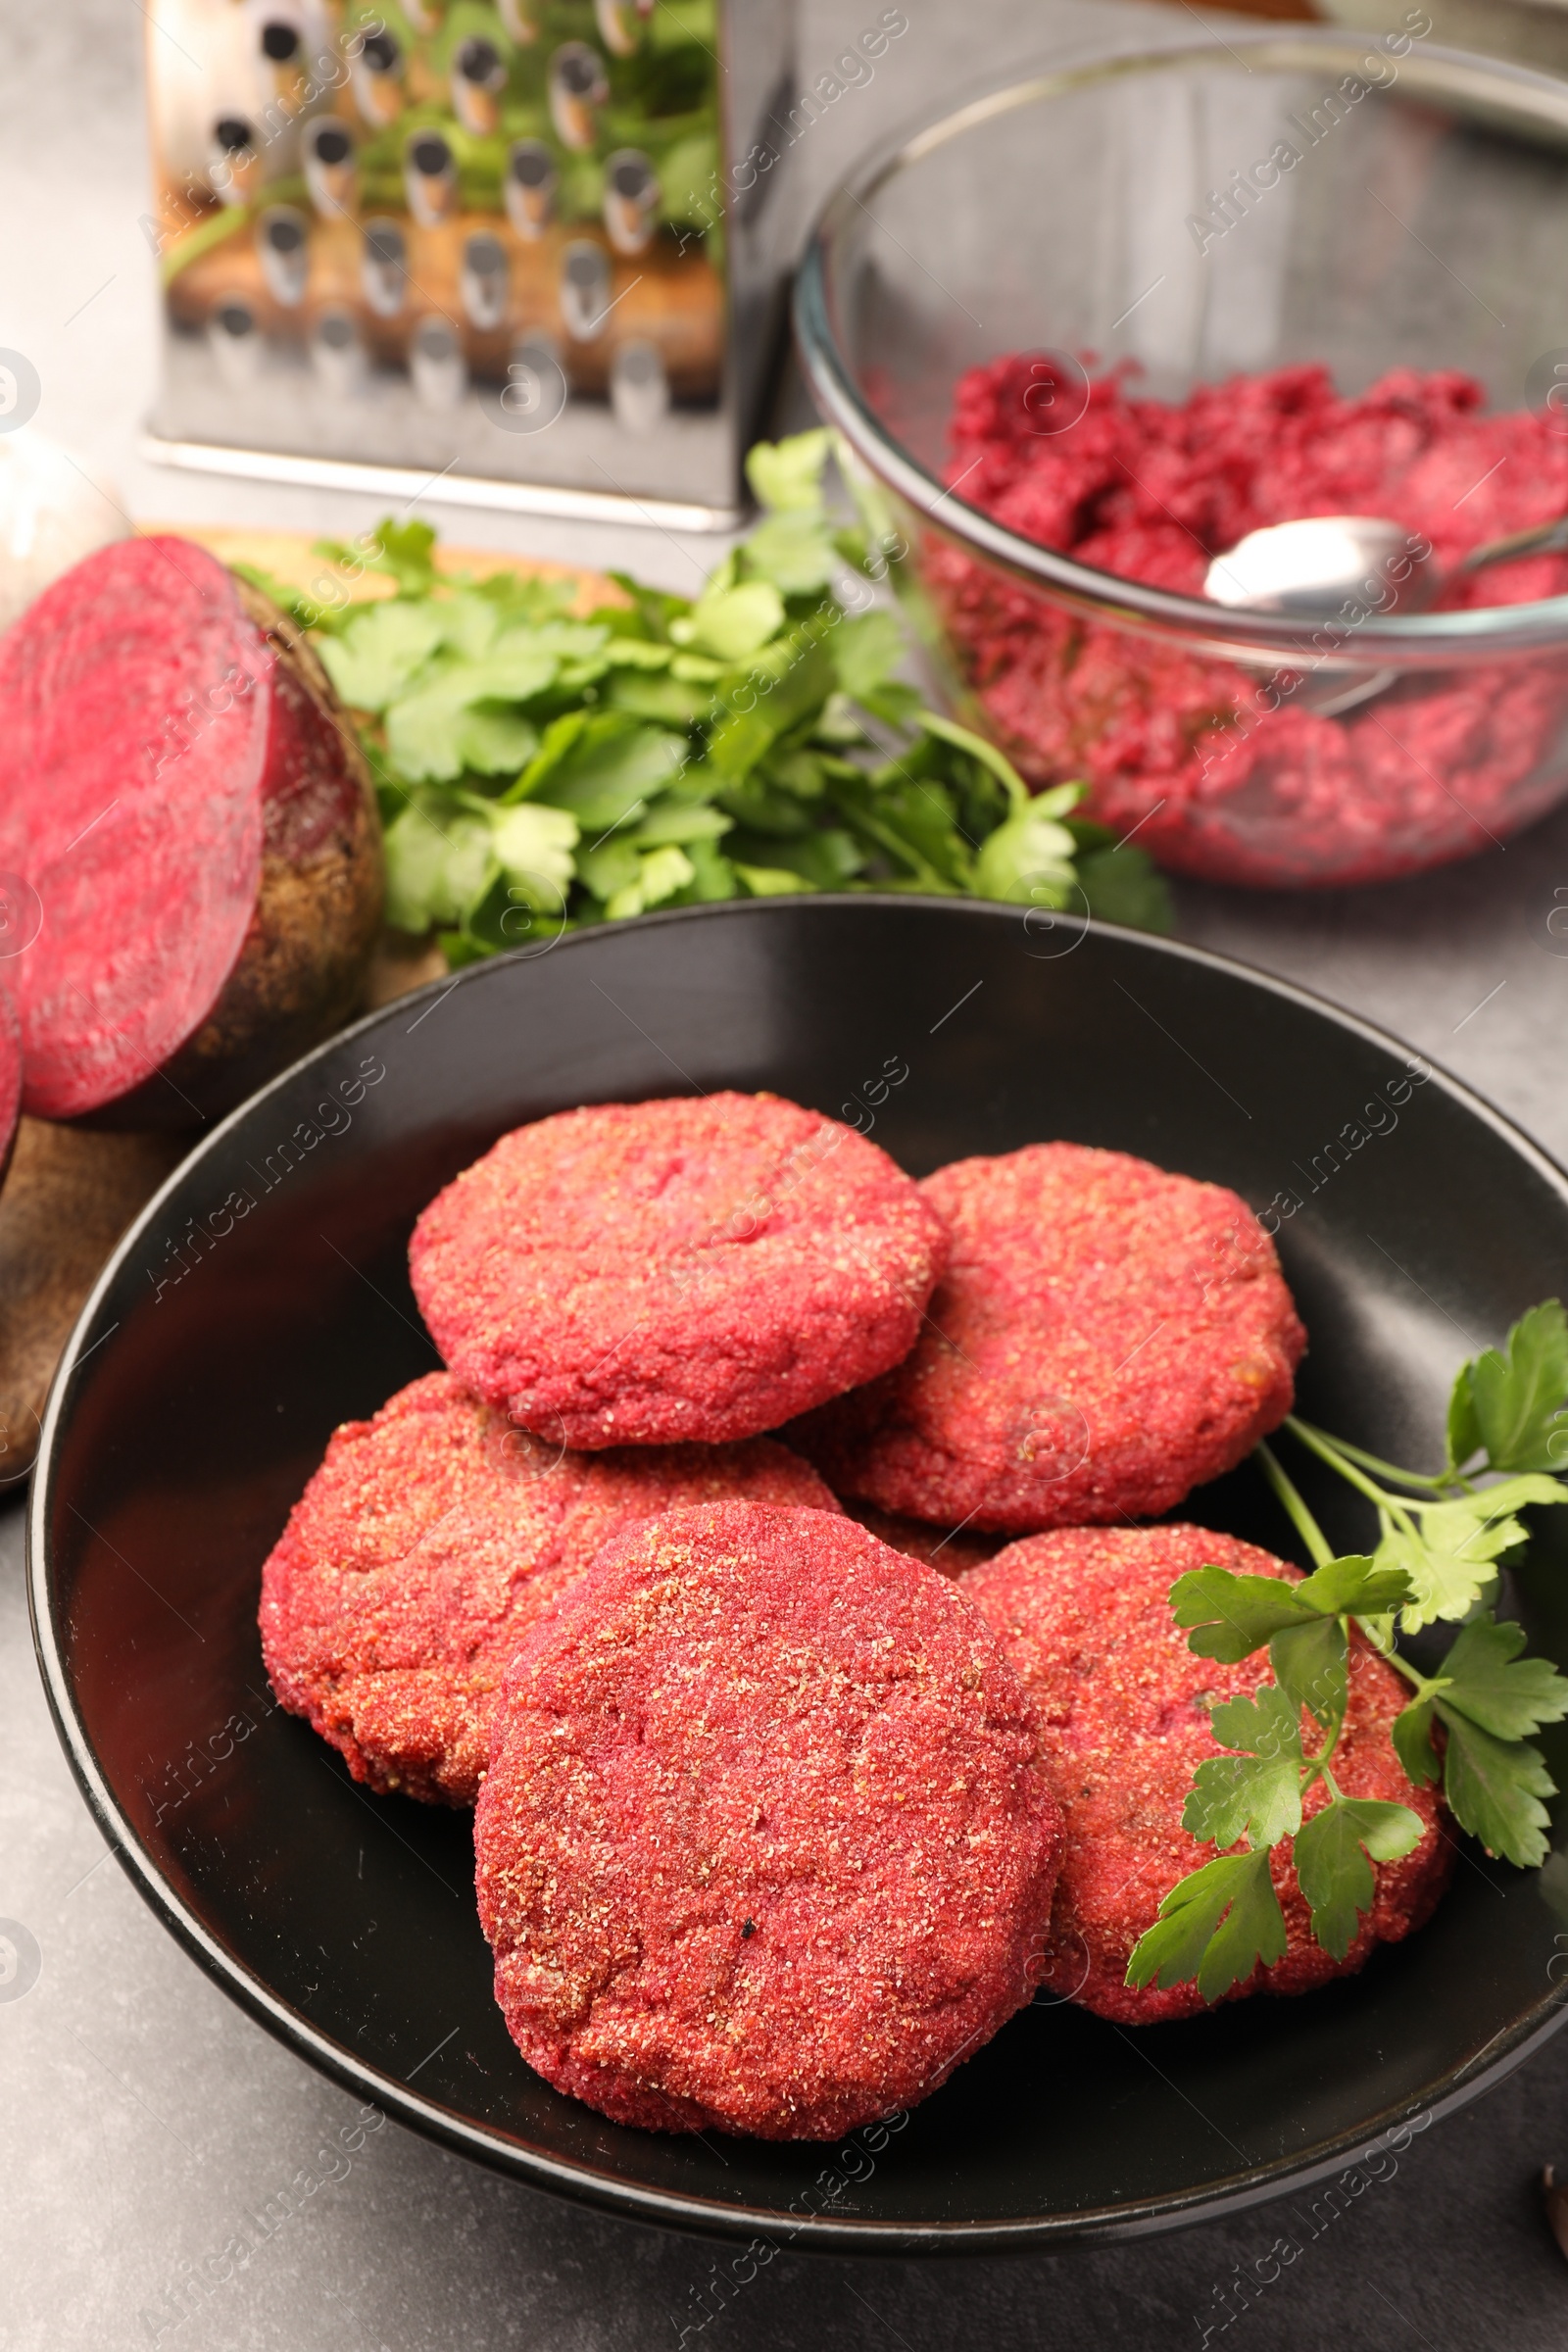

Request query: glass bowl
[
  {"left": 794, "top": 29, "right": 1568, "bottom": 887},
  {"left": 1323, "top": 0, "right": 1568, "bottom": 84}
]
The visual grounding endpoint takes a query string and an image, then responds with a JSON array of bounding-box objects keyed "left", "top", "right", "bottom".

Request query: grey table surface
[{"left": 9, "top": 0, "right": 1568, "bottom": 2344}]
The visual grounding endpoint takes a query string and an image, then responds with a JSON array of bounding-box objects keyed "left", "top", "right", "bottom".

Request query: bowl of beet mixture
[{"left": 796, "top": 28, "right": 1568, "bottom": 887}]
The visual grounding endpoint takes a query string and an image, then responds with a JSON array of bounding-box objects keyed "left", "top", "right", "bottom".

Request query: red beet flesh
[
  {"left": 934, "top": 362, "right": 1568, "bottom": 886},
  {"left": 0, "top": 536, "right": 382, "bottom": 1124}
]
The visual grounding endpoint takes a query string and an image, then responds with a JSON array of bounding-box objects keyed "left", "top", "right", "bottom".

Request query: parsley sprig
[
  {"left": 236, "top": 432, "right": 1170, "bottom": 957},
  {"left": 1127, "top": 1302, "right": 1568, "bottom": 2004}
]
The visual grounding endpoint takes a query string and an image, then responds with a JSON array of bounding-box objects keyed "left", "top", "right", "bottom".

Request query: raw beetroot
[
  {"left": 0, "top": 535, "right": 382, "bottom": 1125},
  {"left": 0, "top": 981, "right": 19, "bottom": 1174}
]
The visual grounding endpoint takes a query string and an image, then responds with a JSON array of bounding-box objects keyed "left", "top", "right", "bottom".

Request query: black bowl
[{"left": 28, "top": 899, "right": 1568, "bottom": 2249}]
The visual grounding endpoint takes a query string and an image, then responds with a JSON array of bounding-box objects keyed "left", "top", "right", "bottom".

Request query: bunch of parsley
[
  {"left": 1129, "top": 1303, "right": 1568, "bottom": 2004},
  {"left": 238, "top": 431, "right": 1168, "bottom": 962}
]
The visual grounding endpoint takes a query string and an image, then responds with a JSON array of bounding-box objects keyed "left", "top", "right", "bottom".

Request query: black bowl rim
[
  {"left": 25, "top": 896, "right": 1568, "bottom": 2250},
  {"left": 794, "top": 24, "right": 1568, "bottom": 667}
]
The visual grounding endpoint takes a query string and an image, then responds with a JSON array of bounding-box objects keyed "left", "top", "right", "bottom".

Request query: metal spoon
[{"left": 1203, "top": 511, "right": 1568, "bottom": 717}]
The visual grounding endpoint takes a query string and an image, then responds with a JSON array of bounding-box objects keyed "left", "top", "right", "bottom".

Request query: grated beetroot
[{"left": 932, "top": 361, "right": 1568, "bottom": 885}]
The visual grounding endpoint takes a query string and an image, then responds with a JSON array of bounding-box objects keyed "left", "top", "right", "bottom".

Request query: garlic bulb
[{"left": 0, "top": 435, "right": 127, "bottom": 635}]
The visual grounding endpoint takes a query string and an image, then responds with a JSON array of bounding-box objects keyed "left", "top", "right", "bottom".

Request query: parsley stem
[
  {"left": 1255, "top": 1440, "right": 1336, "bottom": 1569},
  {"left": 1285, "top": 1416, "right": 1396, "bottom": 1511},
  {"left": 1301, "top": 1717, "right": 1345, "bottom": 1794},
  {"left": 1287, "top": 1418, "right": 1459, "bottom": 1494},
  {"left": 1371, "top": 1642, "right": 1426, "bottom": 1691}
]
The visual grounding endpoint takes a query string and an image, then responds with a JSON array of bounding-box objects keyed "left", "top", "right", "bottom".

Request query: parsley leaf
[
  {"left": 745, "top": 429, "right": 833, "bottom": 514},
  {"left": 526, "top": 717, "right": 687, "bottom": 833},
  {"left": 318, "top": 601, "right": 450, "bottom": 713},
  {"left": 708, "top": 635, "right": 837, "bottom": 782},
  {"left": 1069, "top": 823, "right": 1174, "bottom": 932},
  {"left": 670, "top": 580, "right": 785, "bottom": 662},
  {"left": 1294, "top": 1797, "right": 1425, "bottom": 1960},
  {"left": 742, "top": 510, "right": 840, "bottom": 596},
  {"left": 831, "top": 611, "right": 905, "bottom": 704},
  {"left": 456, "top": 869, "right": 567, "bottom": 958},
  {"left": 1168, "top": 1557, "right": 1403, "bottom": 1663},
  {"left": 1183, "top": 1687, "right": 1303, "bottom": 1849},
  {"left": 491, "top": 804, "right": 578, "bottom": 896},
  {"left": 1392, "top": 1697, "right": 1442, "bottom": 1788},
  {"left": 1375, "top": 1511, "right": 1509, "bottom": 1635},
  {"left": 1125, "top": 1849, "right": 1287, "bottom": 2001},
  {"left": 1431, "top": 1614, "right": 1568, "bottom": 1741},
  {"left": 633, "top": 803, "right": 733, "bottom": 849},
  {"left": 367, "top": 518, "right": 437, "bottom": 596},
  {"left": 382, "top": 805, "right": 494, "bottom": 935},
  {"left": 1448, "top": 1301, "right": 1568, "bottom": 1474},
  {"left": 1169, "top": 1566, "right": 1324, "bottom": 1660},
  {"left": 1295, "top": 1556, "right": 1414, "bottom": 1617},
  {"left": 1270, "top": 1614, "right": 1347, "bottom": 1730},
  {"left": 604, "top": 844, "right": 697, "bottom": 920},
  {"left": 1434, "top": 1709, "right": 1557, "bottom": 1868},
  {"left": 1447, "top": 1366, "right": 1483, "bottom": 1479},
  {"left": 732, "top": 861, "right": 812, "bottom": 896},
  {"left": 1375, "top": 1479, "right": 1565, "bottom": 1632},
  {"left": 972, "top": 790, "right": 1082, "bottom": 907},
  {"left": 384, "top": 648, "right": 563, "bottom": 782},
  {"left": 450, "top": 708, "right": 539, "bottom": 778},
  {"left": 309, "top": 519, "right": 437, "bottom": 599},
  {"left": 287, "top": 458, "right": 1172, "bottom": 957}
]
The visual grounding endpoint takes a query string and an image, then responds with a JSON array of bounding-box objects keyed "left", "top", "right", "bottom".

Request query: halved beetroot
[
  {"left": 0, "top": 981, "right": 20, "bottom": 1175},
  {"left": 0, "top": 536, "right": 383, "bottom": 1126}
]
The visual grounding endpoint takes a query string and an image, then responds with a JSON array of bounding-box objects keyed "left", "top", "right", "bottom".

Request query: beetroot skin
[
  {"left": 0, "top": 536, "right": 382, "bottom": 1125},
  {"left": 0, "top": 982, "right": 19, "bottom": 1174},
  {"left": 474, "top": 1501, "right": 1063, "bottom": 2137}
]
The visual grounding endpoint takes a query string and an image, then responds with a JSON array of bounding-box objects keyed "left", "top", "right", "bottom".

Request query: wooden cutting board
[
  {"left": 0, "top": 522, "right": 620, "bottom": 1485},
  {"left": 171, "top": 522, "right": 622, "bottom": 618}
]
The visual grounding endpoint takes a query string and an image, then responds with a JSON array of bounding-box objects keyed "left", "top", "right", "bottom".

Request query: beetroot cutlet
[
  {"left": 792, "top": 1141, "right": 1304, "bottom": 1532},
  {"left": 961, "top": 1525, "right": 1452, "bottom": 2025},
  {"left": 259, "top": 1373, "right": 838, "bottom": 1805},
  {"left": 408, "top": 1092, "right": 950, "bottom": 1448},
  {"left": 843, "top": 1499, "right": 1003, "bottom": 1577},
  {"left": 473, "top": 1500, "right": 1063, "bottom": 2137}
]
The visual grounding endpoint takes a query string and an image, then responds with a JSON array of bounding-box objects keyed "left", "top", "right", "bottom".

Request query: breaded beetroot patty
[
  {"left": 259, "top": 1374, "right": 838, "bottom": 1805},
  {"left": 408, "top": 1093, "right": 949, "bottom": 1448},
  {"left": 961, "top": 1526, "right": 1452, "bottom": 2024},
  {"left": 792, "top": 1143, "right": 1304, "bottom": 1532},
  {"left": 474, "top": 1501, "right": 1063, "bottom": 2137},
  {"left": 843, "top": 1500, "right": 1004, "bottom": 1577}
]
